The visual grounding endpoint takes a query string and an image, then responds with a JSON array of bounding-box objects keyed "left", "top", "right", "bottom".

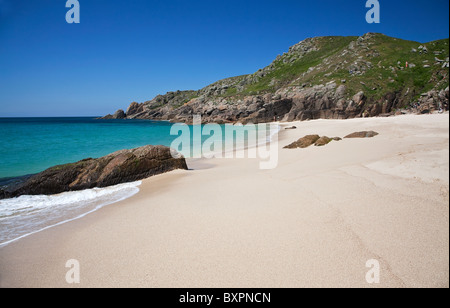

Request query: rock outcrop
[
  {"left": 126, "top": 102, "right": 144, "bottom": 116},
  {"left": 284, "top": 132, "right": 373, "bottom": 149},
  {"left": 100, "top": 109, "right": 127, "bottom": 120},
  {"left": 414, "top": 87, "right": 449, "bottom": 114},
  {"left": 314, "top": 136, "right": 333, "bottom": 147},
  {"left": 0, "top": 145, "right": 188, "bottom": 200},
  {"left": 344, "top": 131, "right": 379, "bottom": 138},
  {"left": 284, "top": 135, "right": 320, "bottom": 149}
]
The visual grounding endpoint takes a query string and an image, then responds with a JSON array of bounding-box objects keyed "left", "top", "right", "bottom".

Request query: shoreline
[
  {"left": 0, "top": 181, "right": 142, "bottom": 248},
  {"left": 0, "top": 113, "right": 448, "bottom": 288},
  {"left": 0, "top": 121, "right": 279, "bottom": 247}
]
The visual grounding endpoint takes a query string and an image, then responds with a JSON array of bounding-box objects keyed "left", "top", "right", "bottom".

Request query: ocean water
[
  {"left": 0, "top": 117, "right": 276, "bottom": 246},
  {"left": 0, "top": 117, "right": 177, "bottom": 179}
]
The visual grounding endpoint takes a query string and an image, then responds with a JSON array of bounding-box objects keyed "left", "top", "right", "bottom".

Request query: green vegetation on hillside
[
  {"left": 143, "top": 33, "right": 449, "bottom": 112},
  {"left": 243, "top": 36, "right": 357, "bottom": 94},
  {"left": 219, "top": 34, "right": 449, "bottom": 108}
]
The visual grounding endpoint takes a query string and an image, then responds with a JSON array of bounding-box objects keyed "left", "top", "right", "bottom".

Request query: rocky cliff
[{"left": 103, "top": 33, "right": 449, "bottom": 123}]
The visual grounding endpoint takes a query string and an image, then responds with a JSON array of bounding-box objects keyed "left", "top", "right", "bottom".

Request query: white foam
[{"left": 0, "top": 181, "right": 141, "bottom": 247}]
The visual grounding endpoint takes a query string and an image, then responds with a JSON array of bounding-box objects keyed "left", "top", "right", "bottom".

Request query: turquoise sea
[
  {"left": 0, "top": 117, "right": 181, "bottom": 245},
  {"left": 0, "top": 117, "right": 273, "bottom": 246},
  {"left": 0, "top": 117, "right": 179, "bottom": 179}
]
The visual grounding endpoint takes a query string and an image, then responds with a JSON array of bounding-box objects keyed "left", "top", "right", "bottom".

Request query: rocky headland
[{"left": 102, "top": 33, "right": 449, "bottom": 124}]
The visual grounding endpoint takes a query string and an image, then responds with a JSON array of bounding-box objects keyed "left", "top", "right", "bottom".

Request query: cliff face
[{"left": 104, "top": 33, "right": 449, "bottom": 123}]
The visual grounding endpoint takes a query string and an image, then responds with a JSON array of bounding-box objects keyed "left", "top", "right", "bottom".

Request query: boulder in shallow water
[{"left": 0, "top": 145, "right": 188, "bottom": 199}]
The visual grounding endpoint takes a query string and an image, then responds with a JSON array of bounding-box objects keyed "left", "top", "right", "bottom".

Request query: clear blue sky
[{"left": 0, "top": 0, "right": 448, "bottom": 117}]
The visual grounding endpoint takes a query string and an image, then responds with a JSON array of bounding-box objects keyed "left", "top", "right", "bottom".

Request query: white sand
[{"left": 0, "top": 114, "right": 448, "bottom": 288}]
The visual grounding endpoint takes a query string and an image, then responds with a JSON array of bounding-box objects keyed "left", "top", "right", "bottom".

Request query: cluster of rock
[
  {"left": 284, "top": 131, "right": 378, "bottom": 149},
  {"left": 412, "top": 45, "right": 449, "bottom": 68},
  {"left": 0, "top": 145, "right": 188, "bottom": 200},
  {"left": 284, "top": 135, "right": 341, "bottom": 149},
  {"left": 413, "top": 87, "right": 449, "bottom": 114},
  {"left": 103, "top": 84, "right": 448, "bottom": 123},
  {"left": 113, "top": 83, "right": 380, "bottom": 124},
  {"left": 101, "top": 109, "right": 127, "bottom": 120}
]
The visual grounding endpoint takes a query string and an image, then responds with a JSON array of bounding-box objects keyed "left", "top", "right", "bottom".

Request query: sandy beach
[{"left": 0, "top": 114, "right": 448, "bottom": 288}]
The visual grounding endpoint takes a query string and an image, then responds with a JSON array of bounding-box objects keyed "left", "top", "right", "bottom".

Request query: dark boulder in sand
[
  {"left": 344, "top": 131, "right": 379, "bottom": 138},
  {"left": 314, "top": 136, "right": 333, "bottom": 147},
  {"left": 284, "top": 135, "right": 320, "bottom": 149},
  {"left": 0, "top": 145, "right": 188, "bottom": 200}
]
